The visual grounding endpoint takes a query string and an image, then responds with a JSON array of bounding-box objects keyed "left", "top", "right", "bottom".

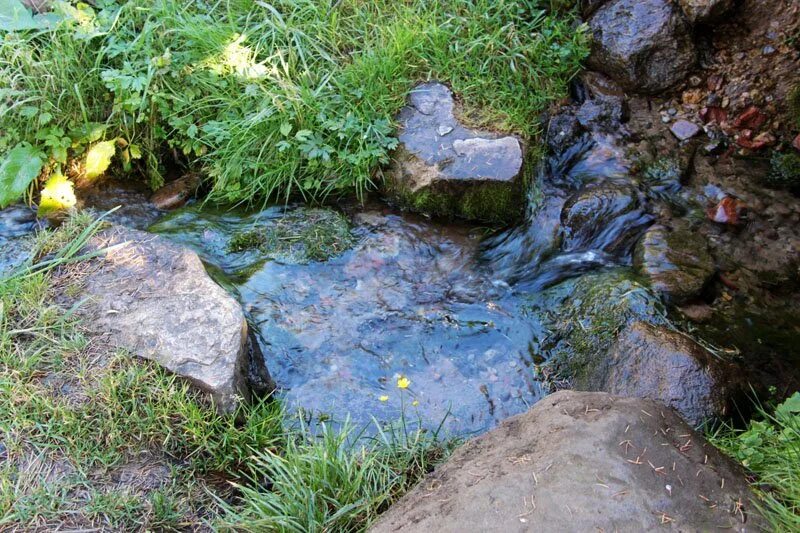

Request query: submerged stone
[
  {"left": 373, "top": 391, "right": 762, "bottom": 532},
  {"left": 587, "top": 0, "right": 696, "bottom": 94},
  {"left": 384, "top": 82, "right": 524, "bottom": 224},
  {"left": 634, "top": 224, "right": 715, "bottom": 304},
  {"left": 75, "top": 225, "right": 272, "bottom": 412},
  {"left": 150, "top": 174, "right": 200, "bottom": 210}
]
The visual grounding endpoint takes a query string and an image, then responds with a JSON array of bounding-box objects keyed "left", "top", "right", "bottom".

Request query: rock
[
  {"left": 587, "top": 0, "right": 696, "bottom": 94},
  {"left": 77, "top": 225, "right": 272, "bottom": 412},
  {"left": 372, "top": 391, "right": 762, "bottom": 533},
  {"left": 560, "top": 185, "right": 652, "bottom": 254},
  {"left": 546, "top": 113, "right": 582, "bottom": 155},
  {"left": 793, "top": 134, "right": 800, "bottom": 152},
  {"left": 634, "top": 224, "right": 716, "bottom": 304},
  {"left": 670, "top": 120, "right": 702, "bottom": 141},
  {"left": 384, "top": 82, "right": 524, "bottom": 224},
  {"left": 577, "top": 322, "right": 742, "bottom": 425},
  {"left": 679, "top": 302, "right": 714, "bottom": 322},
  {"left": 707, "top": 196, "right": 747, "bottom": 225},
  {"left": 733, "top": 106, "right": 767, "bottom": 130},
  {"left": 150, "top": 174, "right": 200, "bottom": 210},
  {"left": 678, "top": 0, "right": 735, "bottom": 25}
]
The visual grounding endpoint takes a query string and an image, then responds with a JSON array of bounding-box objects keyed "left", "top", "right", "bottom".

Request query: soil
[{"left": 611, "top": 0, "right": 800, "bottom": 394}]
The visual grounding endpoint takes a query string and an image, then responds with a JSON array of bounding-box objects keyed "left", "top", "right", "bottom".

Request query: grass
[
  {"left": 0, "top": 0, "right": 588, "bottom": 205},
  {"left": 0, "top": 214, "right": 448, "bottom": 531},
  {"left": 709, "top": 392, "right": 800, "bottom": 531}
]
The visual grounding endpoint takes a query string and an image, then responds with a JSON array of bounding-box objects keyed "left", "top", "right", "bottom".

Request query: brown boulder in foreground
[{"left": 372, "top": 391, "right": 762, "bottom": 533}]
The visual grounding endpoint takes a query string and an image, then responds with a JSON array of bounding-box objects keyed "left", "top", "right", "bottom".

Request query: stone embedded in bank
[
  {"left": 371, "top": 391, "right": 762, "bottom": 532},
  {"left": 587, "top": 0, "right": 697, "bottom": 94},
  {"left": 384, "top": 82, "right": 524, "bottom": 224},
  {"left": 75, "top": 225, "right": 273, "bottom": 412}
]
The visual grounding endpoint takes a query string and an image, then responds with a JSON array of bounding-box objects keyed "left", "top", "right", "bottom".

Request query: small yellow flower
[
  {"left": 412, "top": 400, "right": 419, "bottom": 407},
  {"left": 379, "top": 395, "right": 389, "bottom": 402},
  {"left": 397, "top": 376, "right": 411, "bottom": 389}
]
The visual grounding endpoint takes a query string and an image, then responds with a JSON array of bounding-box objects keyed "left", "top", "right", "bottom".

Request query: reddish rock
[
  {"left": 733, "top": 106, "right": 767, "bottom": 130},
  {"left": 150, "top": 174, "right": 200, "bottom": 210},
  {"left": 706, "top": 74, "right": 724, "bottom": 92},
  {"left": 793, "top": 134, "right": 800, "bottom": 152},
  {"left": 700, "top": 106, "right": 728, "bottom": 124},
  {"left": 736, "top": 130, "right": 774, "bottom": 150},
  {"left": 670, "top": 119, "right": 702, "bottom": 141},
  {"left": 707, "top": 196, "right": 746, "bottom": 225}
]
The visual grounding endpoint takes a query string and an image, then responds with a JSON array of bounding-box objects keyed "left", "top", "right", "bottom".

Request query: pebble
[
  {"left": 670, "top": 120, "right": 702, "bottom": 141},
  {"left": 762, "top": 45, "right": 777, "bottom": 56},
  {"left": 437, "top": 124, "right": 454, "bottom": 136}
]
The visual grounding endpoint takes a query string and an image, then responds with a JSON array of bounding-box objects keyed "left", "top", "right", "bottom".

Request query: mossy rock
[
  {"left": 227, "top": 208, "right": 354, "bottom": 264},
  {"left": 541, "top": 269, "right": 667, "bottom": 385},
  {"left": 384, "top": 82, "right": 525, "bottom": 225}
]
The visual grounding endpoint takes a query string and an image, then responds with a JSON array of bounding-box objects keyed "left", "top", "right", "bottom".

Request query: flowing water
[{"left": 0, "top": 121, "right": 663, "bottom": 437}]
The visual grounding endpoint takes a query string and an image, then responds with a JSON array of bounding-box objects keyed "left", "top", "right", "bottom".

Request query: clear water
[{"left": 152, "top": 203, "right": 550, "bottom": 436}]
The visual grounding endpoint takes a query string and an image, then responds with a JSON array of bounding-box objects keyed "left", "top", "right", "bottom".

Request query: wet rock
[
  {"left": 76, "top": 225, "right": 260, "bottom": 412},
  {"left": 634, "top": 224, "right": 716, "bottom": 304},
  {"left": 670, "top": 120, "right": 702, "bottom": 141},
  {"left": 707, "top": 196, "right": 747, "bottom": 225},
  {"left": 546, "top": 113, "right": 582, "bottom": 155},
  {"left": 560, "top": 185, "right": 652, "bottom": 254},
  {"left": 385, "top": 82, "right": 524, "bottom": 224},
  {"left": 679, "top": 302, "right": 714, "bottom": 323},
  {"left": 587, "top": 0, "right": 696, "bottom": 94},
  {"left": 678, "top": 0, "right": 735, "bottom": 25},
  {"left": 578, "top": 322, "right": 742, "bottom": 425},
  {"left": 372, "top": 391, "right": 762, "bottom": 533},
  {"left": 150, "top": 174, "right": 200, "bottom": 210}
]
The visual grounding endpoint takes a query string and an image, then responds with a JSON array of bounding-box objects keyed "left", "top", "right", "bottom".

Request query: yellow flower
[
  {"left": 412, "top": 400, "right": 419, "bottom": 407},
  {"left": 379, "top": 395, "right": 389, "bottom": 402},
  {"left": 397, "top": 376, "right": 411, "bottom": 389}
]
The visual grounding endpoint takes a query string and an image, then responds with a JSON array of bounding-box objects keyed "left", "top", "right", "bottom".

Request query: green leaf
[
  {"left": 129, "top": 144, "right": 142, "bottom": 159},
  {"left": 37, "top": 173, "right": 76, "bottom": 217},
  {"left": 776, "top": 392, "right": 800, "bottom": 421},
  {"left": 0, "top": 0, "right": 37, "bottom": 31},
  {"left": 280, "top": 122, "right": 292, "bottom": 137},
  {"left": 84, "top": 140, "right": 116, "bottom": 180},
  {"left": 0, "top": 143, "right": 44, "bottom": 208}
]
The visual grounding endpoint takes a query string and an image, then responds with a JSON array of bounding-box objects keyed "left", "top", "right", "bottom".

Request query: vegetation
[
  {"left": 767, "top": 151, "right": 800, "bottom": 192},
  {"left": 710, "top": 393, "right": 800, "bottom": 531},
  {"left": 0, "top": 215, "right": 447, "bottom": 530},
  {"left": 227, "top": 207, "right": 354, "bottom": 263},
  {"left": 0, "top": 0, "right": 588, "bottom": 208}
]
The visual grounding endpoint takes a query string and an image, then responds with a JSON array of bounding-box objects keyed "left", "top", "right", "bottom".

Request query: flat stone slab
[
  {"left": 77, "top": 225, "right": 253, "bottom": 412},
  {"left": 372, "top": 391, "right": 763, "bottom": 532},
  {"left": 385, "top": 82, "right": 524, "bottom": 223}
]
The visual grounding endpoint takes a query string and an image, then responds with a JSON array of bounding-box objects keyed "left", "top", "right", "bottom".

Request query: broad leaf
[
  {"left": 0, "top": 144, "right": 44, "bottom": 208},
  {"left": 38, "top": 173, "right": 76, "bottom": 216},
  {"left": 84, "top": 140, "right": 116, "bottom": 180},
  {"left": 0, "top": 0, "right": 57, "bottom": 31}
]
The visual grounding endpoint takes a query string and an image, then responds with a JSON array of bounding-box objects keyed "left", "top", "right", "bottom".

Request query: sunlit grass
[{"left": 1, "top": 0, "right": 588, "bottom": 204}]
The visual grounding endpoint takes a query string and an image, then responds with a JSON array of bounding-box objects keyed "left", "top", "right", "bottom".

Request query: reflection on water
[{"left": 0, "top": 205, "right": 40, "bottom": 273}]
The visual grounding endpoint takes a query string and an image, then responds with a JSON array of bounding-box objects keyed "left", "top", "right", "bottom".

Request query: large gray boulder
[
  {"left": 384, "top": 82, "right": 524, "bottom": 224},
  {"left": 635, "top": 224, "right": 716, "bottom": 304},
  {"left": 372, "top": 391, "right": 762, "bottom": 533},
  {"left": 587, "top": 0, "right": 697, "bottom": 94},
  {"left": 575, "top": 322, "right": 743, "bottom": 426},
  {"left": 77, "top": 225, "right": 273, "bottom": 412}
]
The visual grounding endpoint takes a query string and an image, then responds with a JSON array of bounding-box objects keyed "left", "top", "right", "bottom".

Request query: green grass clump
[
  {"left": 1, "top": 0, "right": 588, "bottom": 205},
  {"left": 227, "top": 208, "right": 354, "bottom": 262},
  {"left": 0, "top": 214, "right": 446, "bottom": 530},
  {"left": 767, "top": 152, "right": 800, "bottom": 192},
  {"left": 710, "top": 393, "right": 800, "bottom": 531}
]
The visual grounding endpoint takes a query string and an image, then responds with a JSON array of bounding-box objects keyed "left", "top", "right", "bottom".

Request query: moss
[
  {"left": 227, "top": 230, "right": 266, "bottom": 253},
  {"left": 766, "top": 152, "right": 800, "bottom": 192},
  {"left": 387, "top": 182, "right": 522, "bottom": 225},
  {"left": 227, "top": 208, "right": 354, "bottom": 264},
  {"left": 541, "top": 270, "right": 667, "bottom": 385}
]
